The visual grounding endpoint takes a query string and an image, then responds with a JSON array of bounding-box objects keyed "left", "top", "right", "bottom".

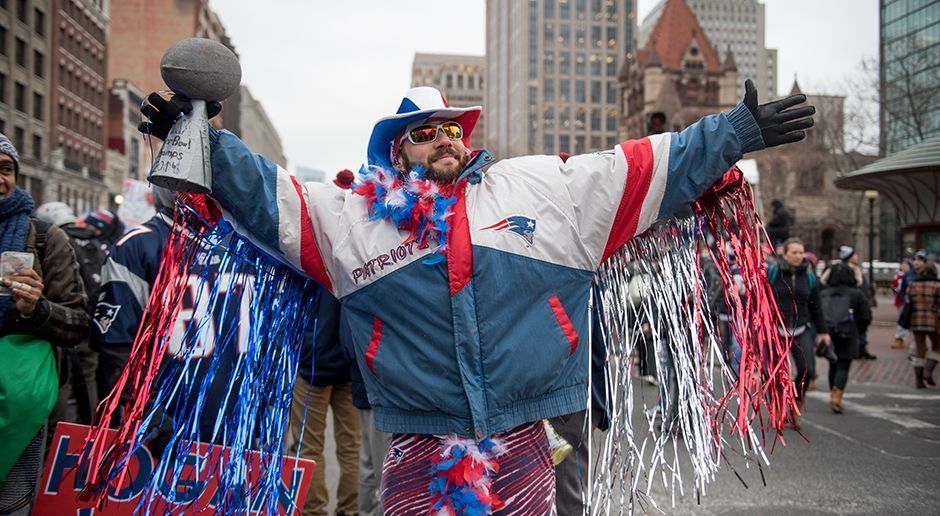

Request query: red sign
[{"left": 35, "top": 422, "right": 316, "bottom": 515}]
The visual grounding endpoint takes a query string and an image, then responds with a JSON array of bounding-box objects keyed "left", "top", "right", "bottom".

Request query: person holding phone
[{"left": 0, "top": 133, "right": 88, "bottom": 515}]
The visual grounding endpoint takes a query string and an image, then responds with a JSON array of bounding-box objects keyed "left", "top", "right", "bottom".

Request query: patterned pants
[{"left": 380, "top": 422, "right": 556, "bottom": 515}]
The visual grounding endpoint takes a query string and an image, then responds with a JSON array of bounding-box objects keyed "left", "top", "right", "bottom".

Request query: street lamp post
[{"left": 864, "top": 190, "right": 879, "bottom": 292}]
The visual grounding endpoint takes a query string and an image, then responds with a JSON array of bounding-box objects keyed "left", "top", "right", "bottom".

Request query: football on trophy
[{"left": 160, "top": 38, "right": 241, "bottom": 101}]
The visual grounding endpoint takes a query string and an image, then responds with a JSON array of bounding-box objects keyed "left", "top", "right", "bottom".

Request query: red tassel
[
  {"left": 80, "top": 199, "right": 212, "bottom": 503},
  {"left": 693, "top": 168, "right": 796, "bottom": 445}
]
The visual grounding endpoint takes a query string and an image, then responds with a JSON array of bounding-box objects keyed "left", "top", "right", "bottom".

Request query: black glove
[
  {"left": 138, "top": 92, "right": 222, "bottom": 140},
  {"left": 743, "top": 79, "right": 815, "bottom": 148}
]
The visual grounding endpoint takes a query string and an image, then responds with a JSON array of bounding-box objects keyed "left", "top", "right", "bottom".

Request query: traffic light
[{"left": 647, "top": 112, "right": 667, "bottom": 135}]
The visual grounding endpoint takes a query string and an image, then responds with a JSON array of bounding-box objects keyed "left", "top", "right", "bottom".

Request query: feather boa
[
  {"left": 430, "top": 436, "right": 507, "bottom": 516},
  {"left": 353, "top": 164, "right": 458, "bottom": 264}
]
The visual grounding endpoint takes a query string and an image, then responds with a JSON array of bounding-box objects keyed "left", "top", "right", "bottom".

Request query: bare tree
[
  {"left": 842, "top": 58, "right": 880, "bottom": 157},
  {"left": 793, "top": 58, "right": 879, "bottom": 176},
  {"left": 881, "top": 36, "right": 940, "bottom": 154}
]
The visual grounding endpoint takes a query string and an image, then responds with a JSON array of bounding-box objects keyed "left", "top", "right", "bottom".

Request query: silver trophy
[{"left": 148, "top": 38, "right": 242, "bottom": 194}]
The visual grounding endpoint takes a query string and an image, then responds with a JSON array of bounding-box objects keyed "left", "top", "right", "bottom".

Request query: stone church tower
[{"left": 617, "top": 0, "right": 738, "bottom": 139}]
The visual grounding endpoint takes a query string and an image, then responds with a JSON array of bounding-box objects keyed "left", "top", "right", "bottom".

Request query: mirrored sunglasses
[{"left": 407, "top": 121, "right": 463, "bottom": 145}]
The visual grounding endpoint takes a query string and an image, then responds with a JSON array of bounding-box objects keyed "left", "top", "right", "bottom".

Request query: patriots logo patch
[
  {"left": 480, "top": 216, "right": 537, "bottom": 247},
  {"left": 390, "top": 447, "right": 405, "bottom": 464},
  {"left": 93, "top": 302, "right": 121, "bottom": 334}
]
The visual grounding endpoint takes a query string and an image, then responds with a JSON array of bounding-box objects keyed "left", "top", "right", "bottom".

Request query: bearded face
[
  {"left": 395, "top": 119, "right": 471, "bottom": 182},
  {"left": 400, "top": 144, "right": 469, "bottom": 182}
]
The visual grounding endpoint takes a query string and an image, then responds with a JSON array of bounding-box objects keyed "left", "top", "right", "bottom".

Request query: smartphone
[{"left": 0, "top": 251, "right": 35, "bottom": 296}]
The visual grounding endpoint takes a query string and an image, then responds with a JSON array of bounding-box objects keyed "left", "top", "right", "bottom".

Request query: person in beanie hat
[
  {"left": 907, "top": 259, "right": 940, "bottom": 388},
  {"left": 0, "top": 133, "right": 88, "bottom": 513},
  {"left": 820, "top": 262, "right": 871, "bottom": 412},
  {"left": 822, "top": 244, "right": 875, "bottom": 359},
  {"left": 140, "top": 77, "right": 815, "bottom": 513},
  {"left": 766, "top": 199, "right": 794, "bottom": 245},
  {"left": 821, "top": 245, "right": 864, "bottom": 286}
]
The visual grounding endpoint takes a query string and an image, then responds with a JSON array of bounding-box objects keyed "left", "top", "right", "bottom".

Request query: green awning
[{"left": 835, "top": 136, "right": 940, "bottom": 226}]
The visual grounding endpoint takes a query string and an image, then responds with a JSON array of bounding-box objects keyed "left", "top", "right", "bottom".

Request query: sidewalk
[{"left": 840, "top": 293, "right": 917, "bottom": 388}]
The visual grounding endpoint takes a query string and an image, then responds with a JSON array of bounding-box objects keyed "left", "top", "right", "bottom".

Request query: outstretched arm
[
  {"left": 208, "top": 128, "right": 333, "bottom": 290},
  {"left": 139, "top": 93, "right": 334, "bottom": 291},
  {"left": 558, "top": 79, "right": 814, "bottom": 264}
]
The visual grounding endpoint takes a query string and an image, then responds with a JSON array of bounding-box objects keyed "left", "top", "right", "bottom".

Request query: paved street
[
  {"left": 660, "top": 383, "right": 940, "bottom": 515},
  {"left": 317, "top": 294, "right": 939, "bottom": 514}
]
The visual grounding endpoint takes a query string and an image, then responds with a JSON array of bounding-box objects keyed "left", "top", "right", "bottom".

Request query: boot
[
  {"left": 915, "top": 366, "right": 926, "bottom": 389},
  {"left": 892, "top": 338, "right": 906, "bottom": 349},
  {"left": 830, "top": 388, "right": 844, "bottom": 414},
  {"left": 792, "top": 399, "right": 805, "bottom": 429},
  {"left": 926, "top": 359, "right": 937, "bottom": 387}
]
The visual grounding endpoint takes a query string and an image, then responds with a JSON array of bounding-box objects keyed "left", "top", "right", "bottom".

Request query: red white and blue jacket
[{"left": 207, "top": 102, "right": 763, "bottom": 440}]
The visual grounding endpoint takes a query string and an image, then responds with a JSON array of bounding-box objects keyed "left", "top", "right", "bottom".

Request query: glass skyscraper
[{"left": 880, "top": 0, "right": 940, "bottom": 154}]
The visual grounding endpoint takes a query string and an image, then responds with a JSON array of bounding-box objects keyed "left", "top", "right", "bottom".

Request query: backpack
[
  {"left": 23, "top": 218, "right": 50, "bottom": 264},
  {"left": 822, "top": 290, "right": 856, "bottom": 339},
  {"left": 62, "top": 227, "right": 107, "bottom": 311}
]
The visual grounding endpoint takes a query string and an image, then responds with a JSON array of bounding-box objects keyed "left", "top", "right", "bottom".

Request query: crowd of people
[
  {"left": 755, "top": 234, "right": 939, "bottom": 426},
  {"left": 0, "top": 72, "right": 933, "bottom": 515}
]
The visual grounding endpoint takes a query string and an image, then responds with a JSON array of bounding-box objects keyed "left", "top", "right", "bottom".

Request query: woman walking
[
  {"left": 907, "top": 259, "right": 940, "bottom": 388},
  {"left": 768, "top": 237, "right": 830, "bottom": 425},
  {"left": 820, "top": 263, "right": 871, "bottom": 413},
  {"left": 892, "top": 260, "right": 913, "bottom": 349}
]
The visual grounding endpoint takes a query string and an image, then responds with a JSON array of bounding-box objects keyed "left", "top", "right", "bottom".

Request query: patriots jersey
[
  {"left": 93, "top": 212, "right": 254, "bottom": 439},
  {"left": 92, "top": 213, "right": 173, "bottom": 345}
]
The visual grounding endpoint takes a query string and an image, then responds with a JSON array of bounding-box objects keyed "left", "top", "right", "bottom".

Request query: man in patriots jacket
[{"left": 139, "top": 79, "right": 814, "bottom": 513}]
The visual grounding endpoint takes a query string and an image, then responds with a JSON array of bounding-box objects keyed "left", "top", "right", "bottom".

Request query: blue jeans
[{"left": 720, "top": 319, "right": 741, "bottom": 377}]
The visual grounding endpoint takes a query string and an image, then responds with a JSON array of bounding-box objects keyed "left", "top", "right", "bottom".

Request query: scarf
[
  {"left": 352, "top": 165, "right": 458, "bottom": 265},
  {"left": 0, "top": 188, "right": 35, "bottom": 329}
]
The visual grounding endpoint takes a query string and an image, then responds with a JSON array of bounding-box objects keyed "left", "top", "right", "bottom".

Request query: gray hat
[
  {"left": 915, "top": 249, "right": 928, "bottom": 261},
  {"left": 0, "top": 133, "right": 19, "bottom": 175},
  {"left": 838, "top": 245, "right": 855, "bottom": 261}
]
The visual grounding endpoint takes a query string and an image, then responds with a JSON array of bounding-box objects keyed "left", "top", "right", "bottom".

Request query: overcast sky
[{"left": 211, "top": 0, "right": 879, "bottom": 173}]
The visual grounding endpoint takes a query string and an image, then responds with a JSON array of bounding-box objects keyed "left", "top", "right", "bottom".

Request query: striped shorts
[{"left": 380, "top": 421, "right": 556, "bottom": 515}]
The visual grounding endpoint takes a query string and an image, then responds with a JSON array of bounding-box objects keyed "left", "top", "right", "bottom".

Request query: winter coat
[
  {"left": 2, "top": 220, "right": 89, "bottom": 386},
  {"left": 769, "top": 260, "right": 828, "bottom": 334},
  {"left": 765, "top": 206, "right": 793, "bottom": 245},
  {"left": 820, "top": 285, "right": 870, "bottom": 359},
  {"left": 907, "top": 275, "right": 940, "bottom": 333},
  {"left": 297, "top": 290, "right": 351, "bottom": 387},
  {"left": 207, "top": 102, "right": 763, "bottom": 440},
  {"left": 2, "top": 220, "right": 89, "bottom": 347},
  {"left": 339, "top": 308, "right": 371, "bottom": 410}
]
